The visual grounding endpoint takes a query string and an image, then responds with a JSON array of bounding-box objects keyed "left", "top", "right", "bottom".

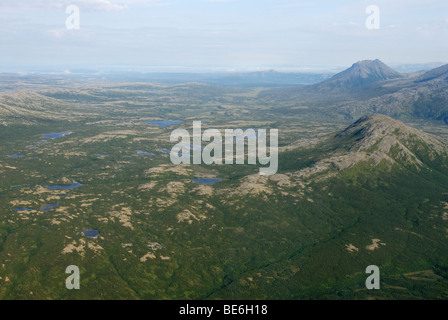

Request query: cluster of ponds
[
  {"left": 7, "top": 131, "right": 72, "bottom": 159},
  {"left": 11, "top": 180, "right": 99, "bottom": 238},
  {"left": 9, "top": 127, "right": 221, "bottom": 236}
]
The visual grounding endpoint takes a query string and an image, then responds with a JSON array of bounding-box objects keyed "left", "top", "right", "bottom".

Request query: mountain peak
[
  {"left": 353, "top": 59, "right": 382, "bottom": 66},
  {"left": 330, "top": 59, "right": 403, "bottom": 86},
  {"left": 351, "top": 59, "right": 395, "bottom": 71},
  {"left": 347, "top": 113, "right": 400, "bottom": 127},
  {"left": 308, "top": 60, "right": 404, "bottom": 93}
]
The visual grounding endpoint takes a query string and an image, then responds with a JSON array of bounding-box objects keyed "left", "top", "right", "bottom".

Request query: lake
[
  {"left": 137, "top": 151, "right": 155, "bottom": 156},
  {"left": 83, "top": 230, "right": 100, "bottom": 238},
  {"left": 144, "top": 120, "right": 184, "bottom": 128},
  {"left": 42, "top": 131, "right": 72, "bottom": 139},
  {"left": 191, "top": 178, "right": 222, "bottom": 186},
  {"left": 14, "top": 208, "right": 33, "bottom": 212},
  {"left": 40, "top": 203, "right": 59, "bottom": 212},
  {"left": 44, "top": 182, "right": 84, "bottom": 190}
]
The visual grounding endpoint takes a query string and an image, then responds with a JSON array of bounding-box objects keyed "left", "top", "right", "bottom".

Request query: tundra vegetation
[{"left": 1, "top": 61, "right": 448, "bottom": 299}]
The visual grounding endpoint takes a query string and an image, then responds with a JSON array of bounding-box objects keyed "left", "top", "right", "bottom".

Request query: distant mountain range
[
  {"left": 2, "top": 59, "right": 448, "bottom": 123},
  {"left": 106, "top": 70, "right": 336, "bottom": 87},
  {"left": 393, "top": 62, "right": 446, "bottom": 73}
]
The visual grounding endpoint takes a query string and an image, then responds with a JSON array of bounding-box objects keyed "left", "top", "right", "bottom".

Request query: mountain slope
[
  {"left": 214, "top": 114, "right": 448, "bottom": 299},
  {"left": 277, "top": 114, "right": 448, "bottom": 185},
  {"left": 416, "top": 63, "right": 448, "bottom": 83},
  {"left": 334, "top": 113, "right": 446, "bottom": 160}
]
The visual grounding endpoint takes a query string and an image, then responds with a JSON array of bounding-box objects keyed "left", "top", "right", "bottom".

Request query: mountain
[
  {"left": 258, "top": 59, "right": 406, "bottom": 106},
  {"left": 311, "top": 59, "right": 404, "bottom": 92},
  {"left": 280, "top": 114, "right": 448, "bottom": 180},
  {"left": 332, "top": 64, "right": 448, "bottom": 121},
  {"left": 258, "top": 61, "right": 448, "bottom": 122},
  {"left": 333, "top": 114, "right": 447, "bottom": 167},
  {"left": 335, "top": 114, "right": 442, "bottom": 150}
]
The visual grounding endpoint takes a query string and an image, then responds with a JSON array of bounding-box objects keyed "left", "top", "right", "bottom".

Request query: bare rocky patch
[
  {"left": 177, "top": 209, "right": 206, "bottom": 224},
  {"left": 366, "top": 239, "right": 386, "bottom": 251}
]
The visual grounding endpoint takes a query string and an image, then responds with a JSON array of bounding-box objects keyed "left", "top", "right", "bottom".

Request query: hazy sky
[{"left": 0, "top": 0, "right": 447, "bottom": 72}]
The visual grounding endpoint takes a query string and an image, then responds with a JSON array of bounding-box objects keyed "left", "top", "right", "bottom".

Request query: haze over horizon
[{"left": 1, "top": 0, "right": 447, "bottom": 72}]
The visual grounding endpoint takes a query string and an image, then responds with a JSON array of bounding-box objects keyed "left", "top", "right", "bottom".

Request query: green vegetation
[{"left": 0, "top": 78, "right": 448, "bottom": 300}]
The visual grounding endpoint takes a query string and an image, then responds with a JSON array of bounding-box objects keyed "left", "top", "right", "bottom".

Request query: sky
[{"left": 0, "top": 0, "right": 447, "bottom": 72}]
